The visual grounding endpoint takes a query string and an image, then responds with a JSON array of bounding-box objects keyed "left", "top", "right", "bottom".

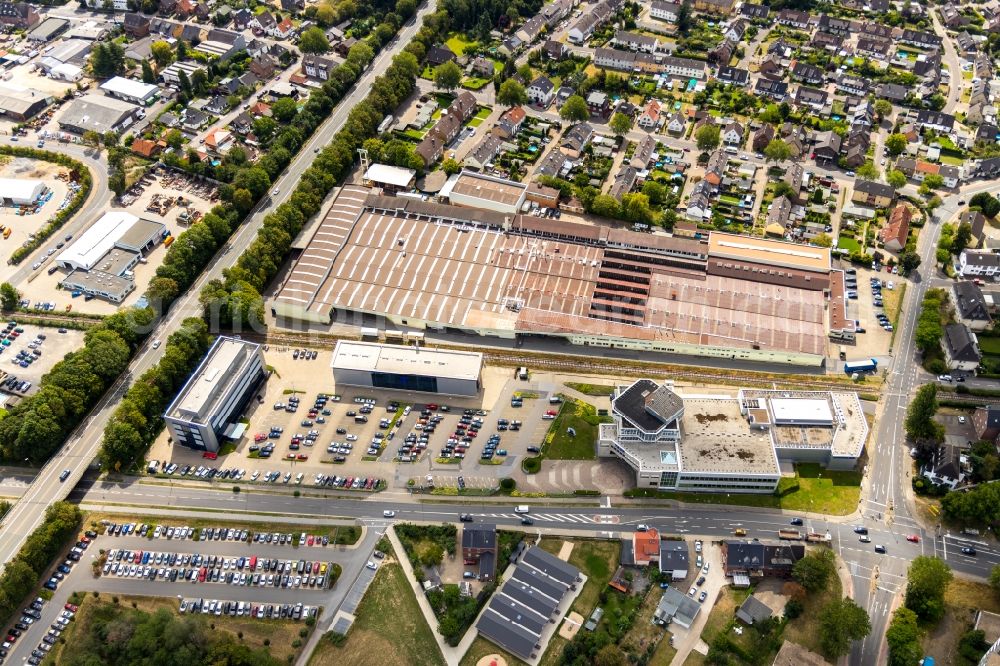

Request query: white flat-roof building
[
  {"left": 331, "top": 340, "right": 482, "bottom": 396},
  {"left": 599, "top": 380, "right": 868, "bottom": 493},
  {"left": 439, "top": 171, "right": 528, "bottom": 214},
  {"left": 100, "top": 76, "right": 160, "bottom": 105},
  {"left": 0, "top": 178, "right": 46, "bottom": 206},
  {"left": 164, "top": 337, "right": 267, "bottom": 452},
  {"left": 55, "top": 212, "right": 162, "bottom": 271},
  {"left": 363, "top": 163, "right": 416, "bottom": 193}
]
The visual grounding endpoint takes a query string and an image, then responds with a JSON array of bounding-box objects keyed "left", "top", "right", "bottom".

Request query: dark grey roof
[
  {"left": 510, "top": 565, "right": 565, "bottom": 601},
  {"left": 944, "top": 323, "right": 981, "bottom": 363},
  {"left": 954, "top": 281, "right": 991, "bottom": 321},
  {"left": 476, "top": 612, "right": 540, "bottom": 659},
  {"left": 479, "top": 551, "right": 495, "bottom": 579},
  {"left": 521, "top": 545, "right": 580, "bottom": 585},
  {"left": 736, "top": 595, "right": 773, "bottom": 624},
  {"left": 659, "top": 542, "right": 689, "bottom": 573},
  {"left": 854, "top": 179, "right": 894, "bottom": 199},
  {"left": 487, "top": 594, "right": 548, "bottom": 635},
  {"left": 718, "top": 66, "right": 749, "bottom": 84},
  {"left": 613, "top": 379, "right": 683, "bottom": 432},
  {"left": 620, "top": 539, "right": 635, "bottom": 566},
  {"left": 462, "top": 523, "right": 496, "bottom": 550}
]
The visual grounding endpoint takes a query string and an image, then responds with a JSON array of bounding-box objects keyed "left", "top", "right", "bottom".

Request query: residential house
[
  {"left": 527, "top": 76, "right": 555, "bottom": 106},
  {"left": 650, "top": 0, "right": 679, "bottom": 22},
  {"left": 273, "top": 17, "right": 295, "bottom": 40},
  {"left": 880, "top": 204, "right": 911, "bottom": 252},
  {"left": 959, "top": 250, "right": 1000, "bottom": 278},
  {"left": 941, "top": 4, "right": 968, "bottom": 29},
  {"left": 703, "top": 149, "right": 727, "bottom": 186},
  {"left": 665, "top": 111, "right": 686, "bottom": 134},
  {"left": 977, "top": 124, "right": 1000, "bottom": 145},
  {"left": 710, "top": 39, "right": 736, "bottom": 65},
  {"left": 692, "top": 0, "right": 734, "bottom": 15},
  {"left": 791, "top": 62, "right": 824, "bottom": 86},
  {"left": 896, "top": 158, "right": 961, "bottom": 189},
  {"left": 586, "top": 91, "right": 610, "bottom": 117},
  {"left": 914, "top": 53, "right": 942, "bottom": 77},
  {"left": 921, "top": 445, "right": 967, "bottom": 490},
  {"left": 497, "top": 36, "right": 521, "bottom": 58},
  {"left": 900, "top": 29, "right": 942, "bottom": 49},
  {"left": 758, "top": 54, "right": 785, "bottom": 80},
  {"left": 461, "top": 524, "right": 497, "bottom": 582},
  {"left": 543, "top": 40, "right": 566, "bottom": 61},
  {"left": 426, "top": 45, "right": 456, "bottom": 67},
  {"left": 281, "top": 0, "right": 305, "bottom": 11},
  {"left": 233, "top": 8, "right": 253, "bottom": 30},
  {"left": 860, "top": 21, "right": 893, "bottom": 40},
  {"left": 631, "top": 135, "right": 655, "bottom": 168},
  {"left": 857, "top": 37, "right": 890, "bottom": 59},
  {"left": 638, "top": 100, "right": 662, "bottom": 130},
  {"left": 767, "top": 195, "right": 792, "bottom": 227},
  {"left": 415, "top": 91, "right": 477, "bottom": 166},
  {"left": 736, "top": 596, "right": 773, "bottom": 626},
  {"left": 614, "top": 31, "right": 661, "bottom": 53},
  {"left": 843, "top": 144, "right": 867, "bottom": 168},
  {"left": 685, "top": 179, "right": 714, "bottom": 220},
  {"left": 561, "top": 122, "right": 593, "bottom": 156},
  {"left": 494, "top": 105, "right": 525, "bottom": 140},
  {"left": 795, "top": 86, "right": 828, "bottom": 111},
  {"left": 515, "top": 15, "right": 546, "bottom": 44},
  {"left": 777, "top": 9, "right": 810, "bottom": 29},
  {"left": 250, "top": 55, "right": 277, "bottom": 79},
  {"left": 724, "top": 19, "right": 747, "bottom": 43},
  {"left": 302, "top": 55, "right": 336, "bottom": 81},
  {"left": 464, "top": 131, "right": 504, "bottom": 170},
  {"left": 812, "top": 130, "right": 842, "bottom": 164},
  {"left": 204, "top": 128, "right": 234, "bottom": 154},
  {"left": 817, "top": 14, "right": 853, "bottom": 36},
  {"left": 250, "top": 11, "right": 276, "bottom": 34},
  {"left": 541, "top": 0, "right": 573, "bottom": 27},
  {"left": 722, "top": 540, "right": 805, "bottom": 580},
  {"left": 781, "top": 122, "right": 807, "bottom": 157},
  {"left": 754, "top": 78, "right": 787, "bottom": 101},
  {"left": 609, "top": 165, "right": 638, "bottom": 200},
  {"left": 783, "top": 161, "right": 804, "bottom": 202},
  {"left": 954, "top": 280, "right": 993, "bottom": 331},
  {"left": 752, "top": 123, "right": 774, "bottom": 153},
  {"left": 956, "top": 31, "right": 978, "bottom": 56},
  {"left": 943, "top": 323, "right": 982, "bottom": 372},
  {"left": 973, "top": 157, "right": 1000, "bottom": 179},
  {"left": 877, "top": 83, "right": 908, "bottom": 104},
  {"left": 836, "top": 74, "right": 871, "bottom": 96},
  {"left": 526, "top": 182, "right": 560, "bottom": 208},
  {"left": 739, "top": 3, "right": 769, "bottom": 20},
  {"left": 717, "top": 65, "right": 749, "bottom": 86},
  {"left": 851, "top": 180, "right": 894, "bottom": 208},
  {"left": 131, "top": 138, "right": 163, "bottom": 158},
  {"left": 960, "top": 209, "right": 987, "bottom": 249},
  {"left": 973, "top": 406, "right": 1000, "bottom": 443},
  {"left": 203, "top": 96, "right": 228, "bottom": 115},
  {"left": 722, "top": 121, "right": 744, "bottom": 146},
  {"left": 123, "top": 12, "right": 150, "bottom": 38},
  {"left": 568, "top": 0, "right": 616, "bottom": 44},
  {"left": 811, "top": 31, "right": 843, "bottom": 51},
  {"left": 158, "top": 0, "right": 177, "bottom": 14}
]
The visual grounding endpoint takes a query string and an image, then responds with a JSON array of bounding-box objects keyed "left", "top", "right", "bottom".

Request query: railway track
[{"left": 250, "top": 330, "right": 877, "bottom": 394}]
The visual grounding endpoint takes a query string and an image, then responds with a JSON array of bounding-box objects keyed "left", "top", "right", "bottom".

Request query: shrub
[
  {"left": 521, "top": 457, "right": 542, "bottom": 474},
  {"left": 499, "top": 477, "right": 516, "bottom": 491}
]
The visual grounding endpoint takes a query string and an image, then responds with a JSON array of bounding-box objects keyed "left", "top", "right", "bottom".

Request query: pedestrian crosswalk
[{"left": 477, "top": 512, "right": 600, "bottom": 524}]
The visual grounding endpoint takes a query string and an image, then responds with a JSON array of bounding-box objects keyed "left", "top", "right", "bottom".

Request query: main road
[{"left": 0, "top": 0, "right": 439, "bottom": 572}]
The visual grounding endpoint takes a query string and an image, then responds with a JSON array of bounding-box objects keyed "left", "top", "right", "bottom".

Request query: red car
[
  {"left": 64, "top": 603, "right": 79, "bottom": 612},
  {"left": 426, "top": 404, "right": 438, "bottom": 410},
  {"left": 906, "top": 535, "right": 920, "bottom": 543},
  {"left": 203, "top": 451, "right": 217, "bottom": 460},
  {"left": 307, "top": 535, "right": 314, "bottom": 546},
  {"left": 545, "top": 410, "right": 557, "bottom": 416}
]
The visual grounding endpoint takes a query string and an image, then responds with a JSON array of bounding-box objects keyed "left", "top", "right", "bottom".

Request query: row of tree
[
  {"left": 198, "top": 4, "right": 451, "bottom": 326},
  {"left": 888, "top": 556, "right": 954, "bottom": 666},
  {"left": 914, "top": 289, "right": 950, "bottom": 374},
  {"left": 0, "top": 307, "right": 154, "bottom": 464},
  {"left": 99, "top": 318, "right": 211, "bottom": 472},
  {"left": 0, "top": 502, "right": 81, "bottom": 631},
  {"left": 790, "top": 549, "right": 872, "bottom": 658}
]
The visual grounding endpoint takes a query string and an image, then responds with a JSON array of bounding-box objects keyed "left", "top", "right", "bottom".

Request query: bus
[{"left": 844, "top": 358, "right": 877, "bottom": 375}]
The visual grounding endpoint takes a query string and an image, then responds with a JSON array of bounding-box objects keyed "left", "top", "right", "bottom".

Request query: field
[
  {"left": 446, "top": 34, "right": 478, "bottom": 56},
  {"left": 310, "top": 561, "right": 445, "bottom": 666},
  {"left": 627, "top": 464, "right": 862, "bottom": 515},
  {"left": 50, "top": 593, "right": 308, "bottom": 664},
  {"left": 542, "top": 398, "right": 608, "bottom": 460},
  {"left": 921, "top": 578, "right": 1000, "bottom": 666}
]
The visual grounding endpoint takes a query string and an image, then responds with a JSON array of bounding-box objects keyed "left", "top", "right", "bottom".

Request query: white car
[
  {"left": 366, "top": 561, "right": 378, "bottom": 570},
  {"left": 383, "top": 510, "right": 396, "bottom": 518},
  {"left": 272, "top": 188, "right": 279, "bottom": 196}
]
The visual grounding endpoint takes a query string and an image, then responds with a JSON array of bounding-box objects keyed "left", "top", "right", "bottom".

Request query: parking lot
[
  {"left": 148, "top": 348, "right": 565, "bottom": 490},
  {"left": 835, "top": 264, "right": 898, "bottom": 361},
  {"left": 0, "top": 323, "right": 84, "bottom": 397}
]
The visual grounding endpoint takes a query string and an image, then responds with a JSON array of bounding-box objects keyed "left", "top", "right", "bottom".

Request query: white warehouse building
[
  {"left": 0, "top": 178, "right": 46, "bottom": 206},
  {"left": 99, "top": 76, "right": 160, "bottom": 105},
  {"left": 331, "top": 340, "right": 483, "bottom": 396},
  {"left": 56, "top": 211, "right": 163, "bottom": 271},
  {"left": 439, "top": 171, "right": 528, "bottom": 215}
]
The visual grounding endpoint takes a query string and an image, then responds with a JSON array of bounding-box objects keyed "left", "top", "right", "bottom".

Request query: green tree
[
  {"left": 621, "top": 193, "right": 654, "bottom": 225},
  {"left": 900, "top": 250, "right": 921, "bottom": 275},
  {"left": 609, "top": 112, "right": 633, "bottom": 137},
  {"left": 164, "top": 129, "right": 184, "bottom": 150},
  {"left": 591, "top": 194, "right": 620, "bottom": 218},
  {"left": 763, "top": 138, "right": 792, "bottom": 162},
  {"left": 231, "top": 188, "right": 254, "bottom": 214},
  {"left": 812, "top": 232, "right": 833, "bottom": 247},
  {"left": 433, "top": 61, "right": 463, "bottom": 91},
  {"left": 299, "top": 26, "right": 330, "bottom": 53},
  {"left": 641, "top": 180, "right": 666, "bottom": 206},
  {"left": 793, "top": 548, "right": 835, "bottom": 592},
  {"left": 991, "top": 565, "right": 1000, "bottom": 598},
  {"left": 885, "top": 133, "right": 907, "bottom": 156},
  {"left": 874, "top": 99, "right": 894, "bottom": 122},
  {"left": 141, "top": 59, "right": 155, "bottom": 84},
  {"left": 677, "top": 0, "right": 692, "bottom": 34},
  {"left": 952, "top": 222, "right": 973, "bottom": 254},
  {"left": 905, "top": 384, "right": 943, "bottom": 443},
  {"left": 82, "top": 130, "right": 100, "bottom": 148},
  {"left": 594, "top": 644, "right": 628, "bottom": 666},
  {"left": 560, "top": 95, "right": 590, "bottom": 122},
  {"left": 818, "top": 598, "right": 871, "bottom": 658},
  {"left": 886, "top": 169, "right": 907, "bottom": 189},
  {"left": 887, "top": 607, "right": 922, "bottom": 666},
  {"left": 109, "top": 169, "right": 126, "bottom": 197},
  {"left": 971, "top": 192, "right": 1000, "bottom": 218},
  {"left": 496, "top": 79, "right": 527, "bottom": 107},
  {"left": 0, "top": 283, "right": 19, "bottom": 311},
  {"left": 905, "top": 556, "right": 952, "bottom": 624},
  {"left": 696, "top": 124, "right": 721, "bottom": 152},
  {"left": 441, "top": 158, "right": 461, "bottom": 175},
  {"left": 923, "top": 173, "right": 945, "bottom": 190},
  {"left": 856, "top": 162, "right": 880, "bottom": 181},
  {"left": 270, "top": 97, "right": 299, "bottom": 124}
]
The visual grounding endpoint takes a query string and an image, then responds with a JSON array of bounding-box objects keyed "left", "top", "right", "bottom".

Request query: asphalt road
[{"left": 0, "top": 0, "right": 439, "bottom": 575}]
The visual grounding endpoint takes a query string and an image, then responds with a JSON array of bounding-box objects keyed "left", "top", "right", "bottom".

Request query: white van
[{"left": 514, "top": 505, "right": 530, "bottom": 514}]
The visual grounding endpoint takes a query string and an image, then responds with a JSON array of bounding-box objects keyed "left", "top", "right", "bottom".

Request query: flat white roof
[
  {"left": 769, "top": 398, "right": 833, "bottom": 424},
  {"left": 100, "top": 76, "right": 159, "bottom": 100},
  {"left": 176, "top": 339, "right": 246, "bottom": 418},
  {"left": 56, "top": 211, "right": 139, "bottom": 271},
  {"left": 0, "top": 178, "right": 44, "bottom": 203},
  {"left": 331, "top": 340, "right": 482, "bottom": 381},
  {"left": 364, "top": 163, "right": 416, "bottom": 188}
]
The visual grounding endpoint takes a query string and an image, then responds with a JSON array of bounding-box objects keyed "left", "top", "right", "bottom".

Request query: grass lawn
[
  {"left": 462, "top": 77, "right": 490, "bottom": 90},
  {"left": 978, "top": 337, "right": 1000, "bottom": 354},
  {"left": 468, "top": 116, "right": 486, "bottom": 128},
  {"left": 51, "top": 593, "right": 307, "bottom": 664},
  {"left": 446, "top": 33, "right": 478, "bottom": 56},
  {"left": 922, "top": 578, "right": 1000, "bottom": 666},
  {"left": 542, "top": 398, "right": 608, "bottom": 460},
  {"left": 627, "top": 464, "right": 861, "bottom": 515},
  {"left": 312, "top": 561, "right": 445, "bottom": 666},
  {"left": 783, "top": 564, "right": 842, "bottom": 655},
  {"left": 564, "top": 381, "right": 616, "bottom": 396},
  {"left": 940, "top": 154, "right": 965, "bottom": 167},
  {"left": 882, "top": 282, "right": 905, "bottom": 327},
  {"left": 460, "top": 636, "right": 528, "bottom": 666},
  {"left": 837, "top": 234, "right": 861, "bottom": 253},
  {"left": 720, "top": 194, "right": 742, "bottom": 205},
  {"left": 701, "top": 586, "right": 752, "bottom": 645},
  {"left": 474, "top": 107, "right": 492, "bottom": 119},
  {"left": 401, "top": 128, "right": 427, "bottom": 141}
]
